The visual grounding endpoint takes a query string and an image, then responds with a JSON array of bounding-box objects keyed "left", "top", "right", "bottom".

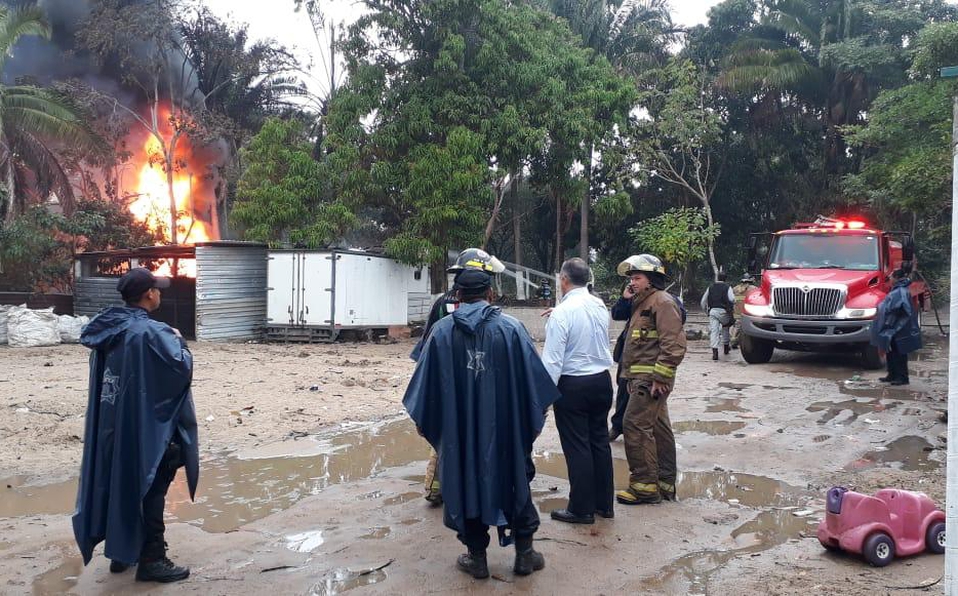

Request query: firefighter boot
[
  {"left": 616, "top": 482, "right": 663, "bottom": 505},
  {"left": 658, "top": 480, "right": 677, "bottom": 502},
  {"left": 513, "top": 535, "right": 545, "bottom": 576},
  {"left": 712, "top": 348, "right": 719, "bottom": 361},
  {"left": 457, "top": 549, "right": 489, "bottom": 579}
]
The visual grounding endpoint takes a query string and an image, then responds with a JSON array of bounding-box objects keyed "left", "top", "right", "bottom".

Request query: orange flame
[{"left": 126, "top": 108, "right": 219, "bottom": 277}]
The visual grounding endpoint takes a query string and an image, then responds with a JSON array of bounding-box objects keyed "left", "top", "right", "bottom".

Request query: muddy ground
[{"left": 0, "top": 332, "right": 948, "bottom": 595}]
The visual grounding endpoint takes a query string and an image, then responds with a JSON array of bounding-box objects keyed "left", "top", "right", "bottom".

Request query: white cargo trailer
[{"left": 266, "top": 250, "right": 430, "bottom": 341}]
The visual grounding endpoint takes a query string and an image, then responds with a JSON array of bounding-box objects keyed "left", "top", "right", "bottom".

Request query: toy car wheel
[
  {"left": 863, "top": 532, "right": 895, "bottom": 567},
  {"left": 926, "top": 521, "right": 946, "bottom": 554}
]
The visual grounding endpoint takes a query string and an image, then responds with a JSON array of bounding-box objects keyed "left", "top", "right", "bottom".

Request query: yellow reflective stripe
[
  {"left": 630, "top": 329, "right": 659, "bottom": 339},
  {"left": 464, "top": 260, "right": 492, "bottom": 271},
  {"left": 629, "top": 364, "right": 655, "bottom": 374},
  {"left": 654, "top": 363, "right": 676, "bottom": 378}
]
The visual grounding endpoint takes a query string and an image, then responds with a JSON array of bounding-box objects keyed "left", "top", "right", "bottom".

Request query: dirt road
[{"left": 0, "top": 334, "right": 947, "bottom": 595}]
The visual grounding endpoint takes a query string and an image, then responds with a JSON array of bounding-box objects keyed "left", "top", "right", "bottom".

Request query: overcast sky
[{"left": 203, "top": 0, "right": 726, "bottom": 98}]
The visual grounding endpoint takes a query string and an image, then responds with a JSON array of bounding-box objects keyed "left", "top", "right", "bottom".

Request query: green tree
[
  {"left": 231, "top": 117, "right": 355, "bottom": 247},
  {"left": 630, "top": 59, "right": 726, "bottom": 278},
  {"left": 842, "top": 21, "right": 958, "bottom": 287},
  {"left": 0, "top": 3, "right": 103, "bottom": 222},
  {"left": 630, "top": 207, "right": 721, "bottom": 298}
]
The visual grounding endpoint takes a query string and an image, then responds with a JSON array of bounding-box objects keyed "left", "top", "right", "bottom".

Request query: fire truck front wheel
[
  {"left": 740, "top": 333, "right": 774, "bottom": 364},
  {"left": 860, "top": 344, "right": 886, "bottom": 370}
]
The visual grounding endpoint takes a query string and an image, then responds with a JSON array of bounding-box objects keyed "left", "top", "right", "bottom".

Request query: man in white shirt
[{"left": 542, "top": 258, "right": 615, "bottom": 524}]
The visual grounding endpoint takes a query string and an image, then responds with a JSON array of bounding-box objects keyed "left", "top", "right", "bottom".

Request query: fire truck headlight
[
  {"left": 835, "top": 307, "right": 877, "bottom": 319},
  {"left": 743, "top": 303, "right": 774, "bottom": 317}
]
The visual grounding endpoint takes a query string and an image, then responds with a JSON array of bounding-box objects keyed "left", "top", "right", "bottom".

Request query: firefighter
[
  {"left": 614, "top": 254, "right": 687, "bottom": 505},
  {"left": 411, "top": 248, "right": 505, "bottom": 505}
]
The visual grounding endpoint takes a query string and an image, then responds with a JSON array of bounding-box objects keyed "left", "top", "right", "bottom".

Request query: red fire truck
[{"left": 739, "top": 217, "right": 929, "bottom": 369}]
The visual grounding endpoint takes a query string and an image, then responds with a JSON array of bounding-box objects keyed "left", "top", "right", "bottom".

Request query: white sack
[
  {"left": 0, "top": 305, "right": 10, "bottom": 345},
  {"left": 7, "top": 306, "right": 61, "bottom": 348},
  {"left": 58, "top": 314, "right": 90, "bottom": 344}
]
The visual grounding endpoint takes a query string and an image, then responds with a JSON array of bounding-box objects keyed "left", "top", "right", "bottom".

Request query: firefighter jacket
[{"left": 620, "top": 287, "right": 687, "bottom": 388}]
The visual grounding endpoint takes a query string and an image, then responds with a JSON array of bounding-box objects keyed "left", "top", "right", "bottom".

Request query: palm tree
[{"left": 0, "top": 4, "right": 101, "bottom": 222}]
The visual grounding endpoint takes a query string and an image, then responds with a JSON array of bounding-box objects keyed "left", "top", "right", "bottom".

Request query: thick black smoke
[{"left": 3, "top": 0, "right": 197, "bottom": 102}]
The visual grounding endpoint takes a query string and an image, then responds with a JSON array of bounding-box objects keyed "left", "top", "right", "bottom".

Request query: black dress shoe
[
  {"left": 135, "top": 558, "right": 190, "bottom": 583},
  {"left": 550, "top": 508, "right": 595, "bottom": 524},
  {"left": 109, "top": 560, "right": 130, "bottom": 573},
  {"left": 595, "top": 508, "right": 614, "bottom": 519}
]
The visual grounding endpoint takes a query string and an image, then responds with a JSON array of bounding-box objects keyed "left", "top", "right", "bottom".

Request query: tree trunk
[
  {"left": 165, "top": 148, "right": 178, "bottom": 245},
  {"left": 580, "top": 144, "right": 593, "bottom": 261},
  {"left": 512, "top": 174, "right": 527, "bottom": 300},
  {"left": 482, "top": 177, "right": 507, "bottom": 249},
  {"left": 3, "top": 159, "right": 15, "bottom": 224},
  {"left": 554, "top": 190, "right": 563, "bottom": 273},
  {"left": 701, "top": 197, "right": 719, "bottom": 280},
  {"left": 430, "top": 257, "right": 447, "bottom": 294}
]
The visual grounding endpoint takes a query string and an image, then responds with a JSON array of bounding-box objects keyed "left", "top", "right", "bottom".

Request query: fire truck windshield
[{"left": 767, "top": 234, "right": 880, "bottom": 271}]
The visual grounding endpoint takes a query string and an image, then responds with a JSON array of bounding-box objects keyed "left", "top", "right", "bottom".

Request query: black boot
[
  {"left": 109, "top": 560, "right": 130, "bottom": 573},
  {"left": 456, "top": 549, "right": 489, "bottom": 579},
  {"left": 723, "top": 344, "right": 730, "bottom": 355},
  {"left": 513, "top": 535, "right": 545, "bottom": 576},
  {"left": 712, "top": 348, "right": 719, "bottom": 361},
  {"left": 135, "top": 557, "right": 190, "bottom": 583}
]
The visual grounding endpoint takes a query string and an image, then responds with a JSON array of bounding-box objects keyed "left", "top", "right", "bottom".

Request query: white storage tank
[{"left": 266, "top": 250, "right": 430, "bottom": 341}]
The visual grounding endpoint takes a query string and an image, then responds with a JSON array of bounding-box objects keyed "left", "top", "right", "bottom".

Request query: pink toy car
[{"left": 817, "top": 487, "right": 945, "bottom": 567}]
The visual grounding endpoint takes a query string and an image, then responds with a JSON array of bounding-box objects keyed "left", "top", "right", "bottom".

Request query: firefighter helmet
[
  {"left": 448, "top": 248, "right": 505, "bottom": 274},
  {"left": 617, "top": 254, "right": 666, "bottom": 277}
]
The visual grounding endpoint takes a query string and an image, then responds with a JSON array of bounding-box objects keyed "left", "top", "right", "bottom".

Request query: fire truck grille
[{"left": 772, "top": 287, "right": 844, "bottom": 317}]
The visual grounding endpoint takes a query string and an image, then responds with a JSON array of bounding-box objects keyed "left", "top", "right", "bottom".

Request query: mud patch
[
  {"left": 31, "top": 554, "right": 82, "bottom": 596},
  {"left": 674, "top": 421, "right": 747, "bottom": 436},
  {"left": 845, "top": 436, "right": 939, "bottom": 472}
]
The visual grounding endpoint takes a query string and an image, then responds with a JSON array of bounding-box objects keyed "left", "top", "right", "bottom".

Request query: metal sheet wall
[
  {"left": 74, "top": 277, "right": 124, "bottom": 317},
  {"left": 195, "top": 244, "right": 268, "bottom": 341}
]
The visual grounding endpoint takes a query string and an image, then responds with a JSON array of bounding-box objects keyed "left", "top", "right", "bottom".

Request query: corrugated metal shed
[
  {"left": 74, "top": 277, "right": 123, "bottom": 317},
  {"left": 195, "top": 244, "right": 267, "bottom": 342}
]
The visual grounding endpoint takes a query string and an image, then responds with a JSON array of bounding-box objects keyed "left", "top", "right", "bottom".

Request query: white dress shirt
[{"left": 542, "top": 286, "right": 614, "bottom": 385}]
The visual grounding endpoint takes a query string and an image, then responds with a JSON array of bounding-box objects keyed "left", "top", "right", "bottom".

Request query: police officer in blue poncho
[
  {"left": 73, "top": 268, "right": 199, "bottom": 583},
  {"left": 403, "top": 269, "right": 561, "bottom": 579},
  {"left": 871, "top": 264, "right": 922, "bottom": 386}
]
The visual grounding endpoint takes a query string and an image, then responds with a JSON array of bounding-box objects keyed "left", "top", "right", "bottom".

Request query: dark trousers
[
  {"left": 554, "top": 371, "right": 614, "bottom": 515},
  {"left": 141, "top": 438, "right": 183, "bottom": 561},
  {"left": 458, "top": 456, "right": 540, "bottom": 551},
  {"left": 610, "top": 372, "right": 629, "bottom": 434},
  {"left": 886, "top": 344, "right": 909, "bottom": 382}
]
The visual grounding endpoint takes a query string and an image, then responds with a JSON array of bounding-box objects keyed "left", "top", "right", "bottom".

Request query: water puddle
[
  {"left": 806, "top": 398, "right": 898, "bottom": 425},
  {"left": 839, "top": 382, "right": 931, "bottom": 401},
  {"left": 845, "top": 436, "right": 939, "bottom": 472},
  {"left": 359, "top": 527, "right": 391, "bottom": 540},
  {"left": 2, "top": 419, "right": 431, "bottom": 533},
  {"left": 647, "top": 510, "right": 817, "bottom": 595},
  {"left": 704, "top": 398, "right": 748, "bottom": 414},
  {"left": 286, "top": 530, "right": 325, "bottom": 553},
  {"left": 308, "top": 563, "right": 390, "bottom": 595},
  {"left": 673, "top": 420, "right": 747, "bottom": 436},
  {"left": 383, "top": 492, "right": 421, "bottom": 506},
  {"left": 31, "top": 549, "right": 82, "bottom": 596}
]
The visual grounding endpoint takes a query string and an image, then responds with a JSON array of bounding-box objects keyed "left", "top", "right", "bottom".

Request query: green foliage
[
  {"left": 232, "top": 117, "right": 356, "bottom": 247},
  {"left": 630, "top": 207, "right": 721, "bottom": 274},
  {"left": 0, "top": 199, "right": 157, "bottom": 291}
]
